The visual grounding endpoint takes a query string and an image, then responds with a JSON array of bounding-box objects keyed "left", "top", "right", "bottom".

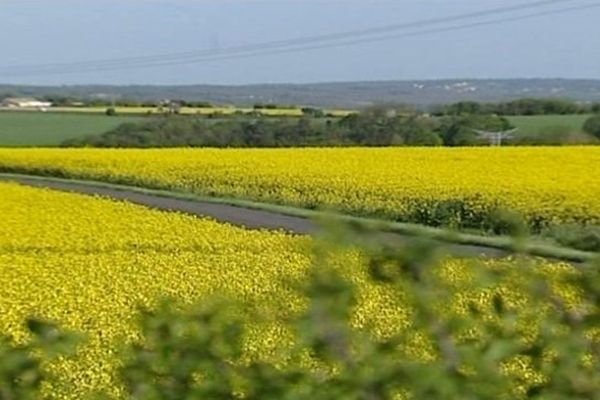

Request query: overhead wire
[
  {"left": 0, "top": 0, "right": 595, "bottom": 76},
  {"left": 0, "top": 0, "right": 578, "bottom": 72}
]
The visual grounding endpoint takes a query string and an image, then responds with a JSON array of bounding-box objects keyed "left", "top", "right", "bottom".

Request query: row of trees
[
  {"left": 65, "top": 108, "right": 520, "bottom": 148},
  {"left": 65, "top": 103, "right": 600, "bottom": 148},
  {"left": 434, "top": 98, "right": 600, "bottom": 116},
  {"left": 66, "top": 106, "right": 600, "bottom": 148}
]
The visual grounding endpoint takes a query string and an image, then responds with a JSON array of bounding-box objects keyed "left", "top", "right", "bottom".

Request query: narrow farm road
[
  {"left": 0, "top": 173, "right": 589, "bottom": 263},
  {"left": 1, "top": 174, "right": 314, "bottom": 233}
]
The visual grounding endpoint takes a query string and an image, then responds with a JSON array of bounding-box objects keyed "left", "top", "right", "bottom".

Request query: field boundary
[{"left": 0, "top": 172, "right": 596, "bottom": 263}]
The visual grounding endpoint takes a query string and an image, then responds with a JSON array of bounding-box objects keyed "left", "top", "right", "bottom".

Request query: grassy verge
[{"left": 0, "top": 172, "right": 596, "bottom": 264}]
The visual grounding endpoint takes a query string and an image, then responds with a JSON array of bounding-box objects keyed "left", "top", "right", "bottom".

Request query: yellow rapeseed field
[
  {"left": 36, "top": 106, "right": 352, "bottom": 117},
  {"left": 0, "top": 181, "right": 407, "bottom": 398},
  {"left": 0, "top": 147, "right": 599, "bottom": 229},
  {"left": 0, "top": 181, "right": 584, "bottom": 398}
]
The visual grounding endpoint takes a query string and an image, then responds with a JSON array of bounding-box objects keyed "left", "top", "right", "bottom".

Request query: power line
[
  {"left": 118, "top": 2, "right": 597, "bottom": 72},
  {"left": 0, "top": 0, "right": 576, "bottom": 73},
  {"left": 0, "top": 0, "right": 596, "bottom": 76}
]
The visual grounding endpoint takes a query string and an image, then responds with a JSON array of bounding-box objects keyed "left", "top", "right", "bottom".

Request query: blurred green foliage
[
  {"left": 118, "top": 222, "right": 600, "bottom": 399},
  {"left": 1, "top": 222, "right": 599, "bottom": 399},
  {"left": 0, "top": 319, "right": 81, "bottom": 400}
]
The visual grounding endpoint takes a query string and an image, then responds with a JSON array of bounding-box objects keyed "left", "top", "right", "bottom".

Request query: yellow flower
[
  {"left": 0, "top": 147, "right": 598, "bottom": 227},
  {"left": 0, "top": 180, "right": 587, "bottom": 398}
]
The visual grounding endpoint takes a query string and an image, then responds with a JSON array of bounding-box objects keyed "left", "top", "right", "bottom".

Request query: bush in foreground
[
  {"left": 0, "top": 320, "right": 81, "bottom": 400},
  {"left": 120, "top": 228, "right": 600, "bottom": 399},
  {"left": 2, "top": 222, "right": 599, "bottom": 399},
  {"left": 549, "top": 223, "right": 600, "bottom": 252}
]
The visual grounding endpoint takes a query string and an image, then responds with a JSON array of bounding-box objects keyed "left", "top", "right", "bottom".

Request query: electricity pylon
[{"left": 473, "top": 128, "right": 518, "bottom": 146}]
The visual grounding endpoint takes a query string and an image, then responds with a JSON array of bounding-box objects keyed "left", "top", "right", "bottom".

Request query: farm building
[{"left": 1, "top": 97, "right": 53, "bottom": 109}]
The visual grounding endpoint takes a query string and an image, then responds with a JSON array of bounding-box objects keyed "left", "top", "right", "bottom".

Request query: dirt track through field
[{"left": 0, "top": 174, "right": 527, "bottom": 260}]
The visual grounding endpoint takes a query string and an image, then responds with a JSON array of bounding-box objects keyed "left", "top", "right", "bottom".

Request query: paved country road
[
  {"left": 1, "top": 173, "right": 590, "bottom": 263},
  {"left": 2, "top": 174, "right": 315, "bottom": 233}
]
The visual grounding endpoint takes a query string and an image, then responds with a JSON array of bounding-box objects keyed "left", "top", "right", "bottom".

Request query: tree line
[
  {"left": 63, "top": 109, "right": 513, "bottom": 148},
  {"left": 434, "top": 98, "right": 600, "bottom": 116},
  {"left": 63, "top": 105, "right": 600, "bottom": 148}
]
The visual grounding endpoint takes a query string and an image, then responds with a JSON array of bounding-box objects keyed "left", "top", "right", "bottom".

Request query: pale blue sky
[{"left": 0, "top": 0, "right": 598, "bottom": 85}]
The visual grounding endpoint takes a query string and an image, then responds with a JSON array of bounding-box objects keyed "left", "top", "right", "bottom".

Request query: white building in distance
[{"left": 1, "top": 97, "right": 53, "bottom": 109}]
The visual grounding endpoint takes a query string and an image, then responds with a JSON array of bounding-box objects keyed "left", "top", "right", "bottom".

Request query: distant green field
[
  {"left": 508, "top": 114, "right": 591, "bottom": 136},
  {"left": 0, "top": 112, "right": 144, "bottom": 146}
]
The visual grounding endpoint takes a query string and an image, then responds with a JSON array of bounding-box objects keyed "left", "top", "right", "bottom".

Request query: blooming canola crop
[
  {"left": 0, "top": 181, "right": 585, "bottom": 398},
  {"left": 0, "top": 147, "right": 598, "bottom": 230},
  {"left": 0, "top": 182, "right": 311, "bottom": 397}
]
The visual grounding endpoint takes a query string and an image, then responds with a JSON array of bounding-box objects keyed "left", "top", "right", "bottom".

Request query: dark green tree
[
  {"left": 438, "top": 115, "right": 513, "bottom": 146},
  {"left": 583, "top": 115, "right": 600, "bottom": 139}
]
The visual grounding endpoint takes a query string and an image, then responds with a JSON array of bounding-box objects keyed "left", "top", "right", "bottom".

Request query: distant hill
[{"left": 1, "top": 79, "right": 599, "bottom": 109}]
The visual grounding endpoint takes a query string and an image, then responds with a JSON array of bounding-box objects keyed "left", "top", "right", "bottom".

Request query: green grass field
[
  {"left": 508, "top": 114, "right": 591, "bottom": 136},
  {"left": 0, "top": 111, "right": 144, "bottom": 146}
]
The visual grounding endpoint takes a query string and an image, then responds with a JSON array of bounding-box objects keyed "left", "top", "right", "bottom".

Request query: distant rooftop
[{"left": 1, "top": 97, "right": 53, "bottom": 107}]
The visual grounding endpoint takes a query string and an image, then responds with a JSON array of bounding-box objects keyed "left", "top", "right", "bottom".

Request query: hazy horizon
[
  {"left": 3, "top": 77, "right": 600, "bottom": 89},
  {"left": 1, "top": 0, "right": 599, "bottom": 85}
]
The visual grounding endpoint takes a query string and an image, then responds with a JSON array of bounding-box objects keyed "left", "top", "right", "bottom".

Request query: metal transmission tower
[{"left": 473, "top": 128, "right": 518, "bottom": 146}]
